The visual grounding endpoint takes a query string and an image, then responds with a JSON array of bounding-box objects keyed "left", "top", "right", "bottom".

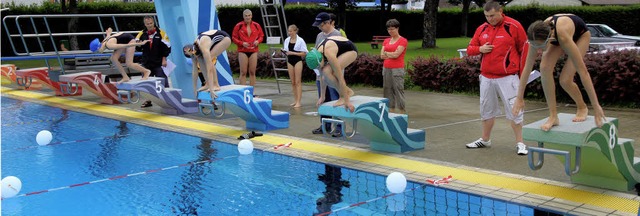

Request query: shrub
[{"left": 406, "top": 49, "right": 640, "bottom": 107}]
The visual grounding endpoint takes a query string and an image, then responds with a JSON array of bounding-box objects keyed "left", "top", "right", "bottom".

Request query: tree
[
  {"left": 61, "top": 0, "right": 79, "bottom": 50},
  {"left": 422, "top": 0, "right": 438, "bottom": 48},
  {"left": 327, "top": 0, "right": 356, "bottom": 31}
]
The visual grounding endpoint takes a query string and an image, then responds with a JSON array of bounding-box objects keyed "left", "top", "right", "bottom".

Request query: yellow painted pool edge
[{"left": 2, "top": 87, "right": 638, "bottom": 214}]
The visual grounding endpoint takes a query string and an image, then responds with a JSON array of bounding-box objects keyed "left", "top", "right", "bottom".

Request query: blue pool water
[{"left": 1, "top": 97, "right": 556, "bottom": 215}]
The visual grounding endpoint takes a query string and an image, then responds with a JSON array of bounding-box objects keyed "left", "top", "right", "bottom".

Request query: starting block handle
[
  {"left": 528, "top": 142, "right": 581, "bottom": 176},
  {"left": 199, "top": 102, "right": 225, "bottom": 118},
  {"left": 16, "top": 76, "right": 33, "bottom": 88},
  {"left": 60, "top": 82, "right": 80, "bottom": 95},
  {"left": 117, "top": 90, "right": 140, "bottom": 104},
  {"left": 321, "top": 118, "right": 358, "bottom": 138}
]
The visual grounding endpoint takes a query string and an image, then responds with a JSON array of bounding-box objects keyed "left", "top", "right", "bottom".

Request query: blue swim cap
[{"left": 89, "top": 38, "right": 101, "bottom": 52}]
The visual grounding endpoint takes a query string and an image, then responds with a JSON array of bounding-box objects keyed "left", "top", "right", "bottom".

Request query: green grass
[{"left": 1, "top": 37, "right": 471, "bottom": 69}]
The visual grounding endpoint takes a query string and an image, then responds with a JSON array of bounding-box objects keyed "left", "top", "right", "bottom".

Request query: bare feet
[
  {"left": 197, "top": 85, "right": 209, "bottom": 92},
  {"left": 347, "top": 87, "right": 354, "bottom": 97},
  {"left": 117, "top": 77, "right": 131, "bottom": 84},
  {"left": 292, "top": 103, "right": 301, "bottom": 108},
  {"left": 540, "top": 115, "right": 559, "bottom": 131},
  {"left": 573, "top": 107, "right": 588, "bottom": 122},
  {"left": 209, "top": 89, "right": 218, "bottom": 99},
  {"left": 212, "top": 85, "right": 221, "bottom": 91},
  {"left": 333, "top": 98, "right": 346, "bottom": 107},
  {"left": 142, "top": 69, "right": 150, "bottom": 80},
  {"left": 593, "top": 105, "right": 606, "bottom": 128},
  {"left": 290, "top": 102, "right": 296, "bottom": 107},
  {"left": 333, "top": 98, "right": 355, "bottom": 112}
]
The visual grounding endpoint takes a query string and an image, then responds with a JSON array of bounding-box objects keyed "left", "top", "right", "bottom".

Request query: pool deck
[{"left": 2, "top": 80, "right": 640, "bottom": 215}]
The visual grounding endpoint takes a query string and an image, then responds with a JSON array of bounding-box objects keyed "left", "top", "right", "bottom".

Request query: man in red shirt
[
  {"left": 232, "top": 9, "right": 264, "bottom": 89},
  {"left": 465, "top": 1, "right": 528, "bottom": 155}
]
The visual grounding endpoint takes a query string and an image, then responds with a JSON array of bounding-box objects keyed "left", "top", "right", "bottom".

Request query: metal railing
[{"left": 2, "top": 13, "right": 156, "bottom": 74}]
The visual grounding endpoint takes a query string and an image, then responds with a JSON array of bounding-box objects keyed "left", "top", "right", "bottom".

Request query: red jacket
[
  {"left": 467, "top": 15, "right": 527, "bottom": 78},
  {"left": 232, "top": 21, "right": 264, "bottom": 53}
]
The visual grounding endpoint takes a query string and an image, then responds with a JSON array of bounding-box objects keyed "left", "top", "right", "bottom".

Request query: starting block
[
  {"left": 524, "top": 113, "right": 638, "bottom": 191},
  {"left": 198, "top": 85, "right": 289, "bottom": 131},
  {"left": 58, "top": 71, "right": 121, "bottom": 104},
  {"left": 116, "top": 78, "right": 198, "bottom": 115},
  {"left": 14, "top": 67, "right": 79, "bottom": 96},
  {"left": 318, "top": 95, "right": 425, "bottom": 153}
]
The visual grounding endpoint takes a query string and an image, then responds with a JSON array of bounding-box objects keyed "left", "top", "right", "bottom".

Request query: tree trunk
[
  {"left": 68, "top": 0, "right": 79, "bottom": 50},
  {"left": 422, "top": 0, "right": 438, "bottom": 48},
  {"left": 337, "top": 0, "right": 346, "bottom": 32},
  {"left": 461, "top": 0, "right": 470, "bottom": 36}
]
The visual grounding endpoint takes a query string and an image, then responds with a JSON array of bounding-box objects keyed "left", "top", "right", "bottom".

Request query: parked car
[{"left": 587, "top": 24, "right": 640, "bottom": 46}]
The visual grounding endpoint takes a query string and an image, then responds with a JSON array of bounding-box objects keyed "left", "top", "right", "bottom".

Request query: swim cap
[
  {"left": 89, "top": 38, "right": 101, "bottom": 52},
  {"left": 183, "top": 44, "right": 195, "bottom": 58},
  {"left": 305, "top": 48, "right": 322, "bottom": 69}
]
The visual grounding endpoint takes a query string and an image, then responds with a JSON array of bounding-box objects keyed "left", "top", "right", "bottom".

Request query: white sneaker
[
  {"left": 516, "top": 142, "right": 528, "bottom": 155},
  {"left": 466, "top": 138, "right": 491, "bottom": 148}
]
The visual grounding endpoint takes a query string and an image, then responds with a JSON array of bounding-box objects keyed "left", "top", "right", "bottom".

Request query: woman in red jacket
[{"left": 232, "top": 9, "right": 264, "bottom": 88}]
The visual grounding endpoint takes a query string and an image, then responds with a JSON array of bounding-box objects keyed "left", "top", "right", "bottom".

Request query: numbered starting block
[
  {"left": 14, "top": 67, "right": 77, "bottom": 96},
  {"left": 198, "top": 85, "right": 289, "bottom": 131},
  {"left": 524, "top": 113, "right": 638, "bottom": 191},
  {"left": 116, "top": 77, "right": 198, "bottom": 115},
  {"left": 318, "top": 96, "right": 425, "bottom": 153},
  {"left": 58, "top": 71, "right": 121, "bottom": 104}
]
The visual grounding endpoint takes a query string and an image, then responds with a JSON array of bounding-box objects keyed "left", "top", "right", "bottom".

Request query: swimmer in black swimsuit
[
  {"left": 306, "top": 36, "right": 358, "bottom": 112},
  {"left": 183, "top": 29, "right": 231, "bottom": 99},
  {"left": 98, "top": 27, "right": 151, "bottom": 83},
  {"left": 283, "top": 25, "right": 309, "bottom": 108},
  {"left": 513, "top": 14, "right": 605, "bottom": 131}
]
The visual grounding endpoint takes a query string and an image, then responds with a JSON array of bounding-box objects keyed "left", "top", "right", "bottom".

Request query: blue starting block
[
  {"left": 198, "top": 85, "right": 289, "bottom": 131},
  {"left": 524, "top": 113, "right": 638, "bottom": 191},
  {"left": 318, "top": 95, "right": 425, "bottom": 153},
  {"left": 116, "top": 78, "right": 198, "bottom": 115}
]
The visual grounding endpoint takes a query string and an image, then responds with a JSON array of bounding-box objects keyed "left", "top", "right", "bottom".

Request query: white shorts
[{"left": 479, "top": 74, "right": 523, "bottom": 124}]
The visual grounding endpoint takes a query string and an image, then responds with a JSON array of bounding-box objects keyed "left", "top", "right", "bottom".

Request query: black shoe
[
  {"left": 141, "top": 100, "right": 152, "bottom": 108},
  {"left": 312, "top": 126, "right": 324, "bottom": 134},
  {"left": 331, "top": 129, "right": 343, "bottom": 137}
]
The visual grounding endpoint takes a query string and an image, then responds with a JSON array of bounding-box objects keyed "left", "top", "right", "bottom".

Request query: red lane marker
[{"left": 69, "top": 182, "right": 90, "bottom": 188}]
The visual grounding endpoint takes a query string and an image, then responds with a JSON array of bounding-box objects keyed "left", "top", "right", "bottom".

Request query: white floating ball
[
  {"left": 36, "top": 130, "right": 53, "bottom": 146},
  {"left": 1, "top": 176, "right": 22, "bottom": 198},
  {"left": 238, "top": 140, "right": 254, "bottom": 155},
  {"left": 386, "top": 172, "right": 407, "bottom": 194}
]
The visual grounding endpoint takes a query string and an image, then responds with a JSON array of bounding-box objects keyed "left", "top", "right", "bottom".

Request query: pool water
[{"left": 1, "top": 97, "right": 556, "bottom": 215}]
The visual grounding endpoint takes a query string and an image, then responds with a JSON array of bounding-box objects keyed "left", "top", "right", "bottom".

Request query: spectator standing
[
  {"left": 283, "top": 24, "right": 308, "bottom": 108},
  {"left": 380, "top": 19, "right": 407, "bottom": 114},
  {"left": 232, "top": 9, "right": 264, "bottom": 89},
  {"left": 465, "top": 1, "right": 528, "bottom": 155},
  {"left": 137, "top": 16, "right": 171, "bottom": 108},
  {"left": 311, "top": 12, "right": 344, "bottom": 137}
]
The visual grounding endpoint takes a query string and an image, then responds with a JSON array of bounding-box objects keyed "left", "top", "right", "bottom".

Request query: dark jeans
[
  {"left": 316, "top": 80, "right": 341, "bottom": 131},
  {"left": 147, "top": 65, "right": 169, "bottom": 87}
]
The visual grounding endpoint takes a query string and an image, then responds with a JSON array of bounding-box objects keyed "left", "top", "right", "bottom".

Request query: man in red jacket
[{"left": 465, "top": 1, "right": 528, "bottom": 155}]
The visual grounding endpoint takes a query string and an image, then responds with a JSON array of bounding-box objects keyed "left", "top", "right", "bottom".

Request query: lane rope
[
  {"left": 1, "top": 130, "right": 169, "bottom": 153},
  {"left": 317, "top": 175, "right": 453, "bottom": 215},
  {"left": 1, "top": 142, "right": 294, "bottom": 200}
]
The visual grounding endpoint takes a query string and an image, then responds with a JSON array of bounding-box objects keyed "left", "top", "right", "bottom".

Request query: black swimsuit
[
  {"left": 105, "top": 33, "right": 134, "bottom": 49},
  {"left": 287, "top": 42, "right": 302, "bottom": 65},
  {"left": 194, "top": 30, "right": 230, "bottom": 56},
  {"left": 550, "top": 15, "right": 587, "bottom": 46},
  {"left": 318, "top": 38, "right": 358, "bottom": 61}
]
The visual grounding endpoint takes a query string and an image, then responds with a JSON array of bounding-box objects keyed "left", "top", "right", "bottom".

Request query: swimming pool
[{"left": 1, "top": 97, "right": 559, "bottom": 215}]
